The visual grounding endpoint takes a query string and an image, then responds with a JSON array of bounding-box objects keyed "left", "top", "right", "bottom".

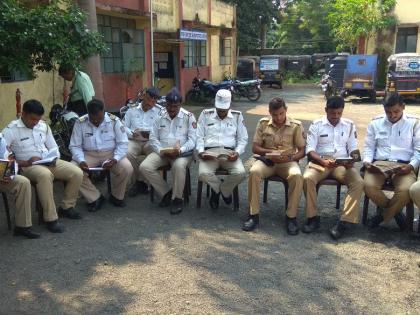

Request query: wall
[
  {"left": 154, "top": 0, "right": 179, "bottom": 32},
  {"left": 210, "top": 34, "right": 234, "bottom": 82},
  {"left": 183, "top": 0, "right": 209, "bottom": 24},
  {"left": 210, "top": 0, "right": 234, "bottom": 28},
  {"left": 96, "top": 0, "right": 147, "bottom": 12}
]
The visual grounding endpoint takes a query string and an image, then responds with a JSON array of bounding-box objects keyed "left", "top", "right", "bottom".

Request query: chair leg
[
  {"left": 362, "top": 195, "right": 369, "bottom": 225},
  {"left": 2, "top": 193, "right": 12, "bottom": 230},
  {"left": 36, "top": 193, "right": 43, "bottom": 225},
  {"left": 335, "top": 185, "right": 341, "bottom": 210},
  {"left": 263, "top": 179, "right": 269, "bottom": 203},
  {"left": 406, "top": 202, "right": 415, "bottom": 232},
  {"left": 233, "top": 186, "right": 239, "bottom": 211},
  {"left": 284, "top": 183, "right": 289, "bottom": 209},
  {"left": 106, "top": 170, "right": 112, "bottom": 195},
  {"left": 206, "top": 184, "right": 210, "bottom": 198},
  {"left": 196, "top": 180, "right": 203, "bottom": 208},
  {"left": 187, "top": 168, "right": 191, "bottom": 196},
  {"left": 150, "top": 186, "right": 154, "bottom": 203}
]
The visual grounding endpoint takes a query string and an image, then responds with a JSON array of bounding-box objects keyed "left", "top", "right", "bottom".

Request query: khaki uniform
[
  {"left": 409, "top": 173, "right": 420, "bottom": 209},
  {"left": 196, "top": 109, "right": 248, "bottom": 196},
  {"left": 303, "top": 117, "right": 363, "bottom": 223},
  {"left": 2, "top": 119, "right": 83, "bottom": 222},
  {"left": 140, "top": 108, "right": 197, "bottom": 200},
  {"left": 248, "top": 117, "right": 305, "bottom": 217},
  {"left": 363, "top": 113, "right": 420, "bottom": 221},
  {"left": 69, "top": 113, "right": 133, "bottom": 202}
]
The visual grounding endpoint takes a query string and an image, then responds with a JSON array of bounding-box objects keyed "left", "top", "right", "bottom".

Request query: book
[
  {"left": 88, "top": 167, "right": 104, "bottom": 172},
  {"left": 369, "top": 161, "right": 404, "bottom": 176},
  {"left": 335, "top": 157, "right": 355, "bottom": 164},
  {"left": 160, "top": 147, "right": 178, "bottom": 155},
  {"left": 0, "top": 159, "right": 17, "bottom": 179},
  {"left": 32, "top": 150, "right": 59, "bottom": 166},
  {"left": 201, "top": 148, "right": 234, "bottom": 161}
]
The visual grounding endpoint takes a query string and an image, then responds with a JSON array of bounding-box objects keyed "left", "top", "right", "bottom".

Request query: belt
[
  {"left": 205, "top": 146, "right": 234, "bottom": 150},
  {"left": 373, "top": 159, "right": 409, "bottom": 164}
]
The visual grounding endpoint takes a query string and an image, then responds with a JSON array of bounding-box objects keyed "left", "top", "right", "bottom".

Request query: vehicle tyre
[
  {"left": 246, "top": 86, "right": 261, "bottom": 101},
  {"left": 186, "top": 90, "right": 202, "bottom": 103}
]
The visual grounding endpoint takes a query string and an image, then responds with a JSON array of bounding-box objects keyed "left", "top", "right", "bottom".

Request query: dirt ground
[{"left": 0, "top": 84, "right": 419, "bottom": 315}]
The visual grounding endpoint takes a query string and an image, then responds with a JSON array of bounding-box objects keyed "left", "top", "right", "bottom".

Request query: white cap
[{"left": 215, "top": 89, "right": 231, "bottom": 109}]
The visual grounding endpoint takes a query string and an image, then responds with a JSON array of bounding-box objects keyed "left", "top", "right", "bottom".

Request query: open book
[
  {"left": 32, "top": 150, "right": 59, "bottom": 166},
  {"left": 160, "top": 147, "right": 179, "bottom": 155},
  {"left": 369, "top": 161, "right": 404, "bottom": 176},
  {"left": 201, "top": 148, "right": 234, "bottom": 161}
]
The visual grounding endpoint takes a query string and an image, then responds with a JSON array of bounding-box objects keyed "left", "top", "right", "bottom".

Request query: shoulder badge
[
  {"left": 289, "top": 118, "right": 302, "bottom": 126},
  {"left": 204, "top": 108, "right": 215, "bottom": 114},
  {"left": 108, "top": 113, "right": 118, "bottom": 120},
  {"left": 79, "top": 115, "right": 88, "bottom": 122},
  {"left": 231, "top": 110, "right": 241, "bottom": 115},
  {"left": 372, "top": 115, "right": 385, "bottom": 121}
]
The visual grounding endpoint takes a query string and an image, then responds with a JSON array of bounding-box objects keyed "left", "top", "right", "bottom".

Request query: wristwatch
[{"left": 288, "top": 155, "right": 293, "bottom": 162}]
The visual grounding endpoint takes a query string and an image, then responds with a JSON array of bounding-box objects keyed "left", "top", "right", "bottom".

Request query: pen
[{"left": 341, "top": 132, "right": 344, "bottom": 136}]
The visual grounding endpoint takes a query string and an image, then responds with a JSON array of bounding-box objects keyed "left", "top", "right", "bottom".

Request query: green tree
[
  {"left": 328, "top": 0, "right": 396, "bottom": 52},
  {"left": 0, "top": 0, "right": 106, "bottom": 77}
]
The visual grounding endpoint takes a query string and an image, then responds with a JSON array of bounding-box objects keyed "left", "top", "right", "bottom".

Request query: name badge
[
  {"left": 207, "top": 123, "right": 214, "bottom": 126},
  {"left": 85, "top": 133, "right": 93, "bottom": 137},
  {"left": 379, "top": 131, "right": 387, "bottom": 135},
  {"left": 320, "top": 134, "right": 328, "bottom": 138},
  {"left": 20, "top": 137, "right": 29, "bottom": 141}
]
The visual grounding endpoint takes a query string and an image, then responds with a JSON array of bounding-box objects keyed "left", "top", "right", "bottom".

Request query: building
[{"left": 0, "top": 0, "right": 237, "bottom": 127}]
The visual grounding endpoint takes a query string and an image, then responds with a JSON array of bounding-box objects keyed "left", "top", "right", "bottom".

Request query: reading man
[
  {"left": 196, "top": 89, "right": 248, "bottom": 209},
  {"left": 364, "top": 93, "right": 420, "bottom": 229},
  {"left": 303, "top": 96, "right": 363, "bottom": 239},
  {"left": 69, "top": 99, "right": 133, "bottom": 212},
  {"left": 2, "top": 100, "right": 84, "bottom": 233}
]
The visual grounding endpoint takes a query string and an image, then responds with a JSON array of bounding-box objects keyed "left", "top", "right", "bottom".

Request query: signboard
[
  {"left": 396, "top": 57, "right": 420, "bottom": 72},
  {"left": 180, "top": 29, "right": 207, "bottom": 41},
  {"left": 260, "top": 58, "right": 279, "bottom": 71}
]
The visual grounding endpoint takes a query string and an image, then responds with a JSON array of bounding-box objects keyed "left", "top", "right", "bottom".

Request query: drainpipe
[{"left": 150, "top": 0, "right": 155, "bottom": 86}]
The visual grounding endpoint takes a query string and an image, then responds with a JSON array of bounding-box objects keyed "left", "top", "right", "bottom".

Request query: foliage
[
  {"left": 0, "top": 0, "right": 107, "bottom": 77},
  {"left": 283, "top": 71, "right": 319, "bottom": 84},
  {"left": 327, "top": 0, "right": 396, "bottom": 52}
]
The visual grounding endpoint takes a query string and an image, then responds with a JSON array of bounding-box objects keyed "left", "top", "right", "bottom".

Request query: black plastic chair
[
  {"left": 150, "top": 165, "right": 191, "bottom": 204},
  {"left": 2, "top": 192, "right": 12, "bottom": 230}
]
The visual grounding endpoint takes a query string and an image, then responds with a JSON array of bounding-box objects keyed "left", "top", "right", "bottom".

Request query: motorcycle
[
  {"left": 320, "top": 65, "right": 338, "bottom": 99},
  {"left": 230, "top": 78, "right": 262, "bottom": 102}
]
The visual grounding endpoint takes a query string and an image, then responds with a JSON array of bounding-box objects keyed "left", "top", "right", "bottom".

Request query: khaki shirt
[{"left": 253, "top": 116, "right": 305, "bottom": 154}]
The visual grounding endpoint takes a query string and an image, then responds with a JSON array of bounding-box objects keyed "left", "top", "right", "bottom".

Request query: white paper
[{"left": 88, "top": 167, "right": 104, "bottom": 171}]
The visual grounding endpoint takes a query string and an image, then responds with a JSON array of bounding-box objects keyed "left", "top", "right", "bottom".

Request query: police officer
[
  {"left": 364, "top": 93, "right": 420, "bottom": 229},
  {"left": 69, "top": 99, "right": 133, "bottom": 211},
  {"left": 59, "top": 64, "right": 95, "bottom": 116},
  {"left": 139, "top": 87, "right": 197, "bottom": 215},
  {"left": 124, "top": 87, "right": 162, "bottom": 196},
  {"left": 2, "top": 100, "right": 83, "bottom": 233},
  {"left": 243, "top": 97, "right": 305, "bottom": 234},
  {"left": 0, "top": 134, "right": 39, "bottom": 238},
  {"left": 196, "top": 89, "right": 248, "bottom": 209},
  {"left": 303, "top": 96, "right": 363, "bottom": 239}
]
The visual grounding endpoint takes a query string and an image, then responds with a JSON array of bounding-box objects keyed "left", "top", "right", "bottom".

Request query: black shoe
[
  {"left": 87, "top": 195, "right": 105, "bottom": 212},
  {"left": 242, "top": 215, "right": 259, "bottom": 232},
  {"left": 13, "top": 227, "right": 40, "bottom": 239},
  {"left": 209, "top": 189, "right": 220, "bottom": 210},
  {"left": 170, "top": 198, "right": 183, "bottom": 215},
  {"left": 221, "top": 193, "right": 232, "bottom": 205},
  {"left": 285, "top": 216, "right": 299, "bottom": 235},
  {"left": 58, "top": 207, "right": 82, "bottom": 220},
  {"left": 329, "top": 221, "right": 347, "bottom": 240},
  {"left": 109, "top": 194, "right": 126, "bottom": 207},
  {"left": 302, "top": 216, "right": 321, "bottom": 233},
  {"left": 368, "top": 214, "right": 384, "bottom": 229},
  {"left": 159, "top": 190, "right": 172, "bottom": 207},
  {"left": 46, "top": 220, "right": 64, "bottom": 233},
  {"left": 394, "top": 212, "right": 407, "bottom": 231}
]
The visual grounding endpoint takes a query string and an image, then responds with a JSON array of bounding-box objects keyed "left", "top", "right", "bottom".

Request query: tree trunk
[
  {"left": 260, "top": 22, "right": 268, "bottom": 49},
  {"left": 77, "top": 0, "right": 104, "bottom": 102}
]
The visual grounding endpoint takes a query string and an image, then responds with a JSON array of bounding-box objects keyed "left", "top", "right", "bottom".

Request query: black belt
[
  {"left": 205, "top": 146, "right": 234, "bottom": 150},
  {"left": 373, "top": 159, "right": 409, "bottom": 164}
]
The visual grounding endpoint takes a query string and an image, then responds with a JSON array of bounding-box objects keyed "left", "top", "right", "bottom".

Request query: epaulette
[
  {"left": 406, "top": 114, "right": 420, "bottom": 120},
  {"left": 108, "top": 113, "right": 119, "bottom": 120},
  {"left": 341, "top": 117, "right": 355, "bottom": 125},
  {"left": 372, "top": 115, "right": 385, "bottom": 121},
  {"left": 154, "top": 103, "right": 163, "bottom": 110},
  {"left": 181, "top": 108, "right": 192, "bottom": 116},
  {"left": 289, "top": 118, "right": 302, "bottom": 125},
  {"left": 231, "top": 110, "right": 241, "bottom": 115},
  {"left": 203, "top": 108, "right": 215, "bottom": 114},
  {"left": 312, "top": 118, "right": 323, "bottom": 124},
  {"left": 259, "top": 117, "right": 270, "bottom": 122},
  {"left": 79, "top": 115, "right": 88, "bottom": 122},
  {"left": 7, "top": 119, "right": 19, "bottom": 128}
]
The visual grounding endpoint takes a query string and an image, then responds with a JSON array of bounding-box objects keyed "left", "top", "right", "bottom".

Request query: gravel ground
[{"left": 0, "top": 84, "right": 419, "bottom": 315}]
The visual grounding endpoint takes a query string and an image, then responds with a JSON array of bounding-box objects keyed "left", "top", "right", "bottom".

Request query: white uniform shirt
[
  {"left": 69, "top": 113, "right": 129, "bottom": 163},
  {"left": 149, "top": 108, "right": 197, "bottom": 154},
  {"left": 124, "top": 103, "right": 162, "bottom": 138},
  {"left": 363, "top": 113, "right": 420, "bottom": 168},
  {"left": 2, "top": 119, "right": 59, "bottom": 161},
  {"left": 196, "top": 108, "right": 248, "bottom": 155},
  {"left": 306, "top": 117, "right": 358, "bottom": 158},
  {"left": 0, "top": 133, "right": 10, "bottom": 159}
]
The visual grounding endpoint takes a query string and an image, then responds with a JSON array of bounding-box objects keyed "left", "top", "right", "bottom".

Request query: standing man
[
  {"left": 59, "top": 64, "right": 95, "bottom": 116},
  {"left": 303, "top": 96, "right": 364, "bottom": 240},
  {"left": 196, "top": 89, "right": 248, "bottom": 209},
  {"left": 3, "top": 100, "right": 84, "bottom": 233},
  {"left": 69, "top": 99, "right": 133, "bottom": 211},
  {"left": 0, "top": 134, "right": 39, "bottom": 239},
  {"left": 364, "top": 93, "right": 420, "bottom": 229},
  {"left": 124, "top": 87, "right": 162, "bottom": 196},
  {"left": 243, "top": 97, "right": 305, "bottom": 234},
  {"left": 140, "top": 88, "right": 197, "bottom": 215}
]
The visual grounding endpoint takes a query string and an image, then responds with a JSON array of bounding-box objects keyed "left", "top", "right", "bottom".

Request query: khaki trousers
[
  {"left": 0, "top": 175, "right": 32, "bottom": 227},
  {"left": 303, "top": 166, "right": 363, "bottom": 223},
  {"left": 22, "top": 159, "right": 83, "bottom": 222},
  {"left": 198, "top": 157, "right": 246, "bottom": 196},
  {"left": 127, "top": 140, "right": 153, "bottom": 183},
  {"left": 248, "top": 160, "right": 303, "bottom": 217},
  {"left": 364, "top": 170, "right": 416, "bottom": 222},
  {"left": 74, "top": 151, "right": 133, "bottom": 203},
  {"left": 140, "top": 152, "right": 192, "bottom": 200},
  {"left": 409, "top": 173, "right": 420, "bottom": 209}
]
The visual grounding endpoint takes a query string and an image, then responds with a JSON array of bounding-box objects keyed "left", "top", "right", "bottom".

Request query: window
[
  {"left": 220, "top": 38, "right": 231, "bottom": 65},
  {"left": 184, "top": 40, "right": 206, "bottom": 68},
  {"left": 0, "top": 67, "right": 30, "bottom": 83},
  {"left": 396, "top": 27, "right": 418, "bottom": 53},
  {"left": 97, "top": 15, "right": 145, "bottom": 73}
]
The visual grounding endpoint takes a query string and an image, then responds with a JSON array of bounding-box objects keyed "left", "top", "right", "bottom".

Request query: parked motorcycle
[
  {"left": 320, "top": 66, "right": 337, "bottom": 99},
  {"left": 230, "top": 78, "right": 262, "bottom": 101},
  {"left": 186, "top": 68, "right": 233, "bottom": 102}
]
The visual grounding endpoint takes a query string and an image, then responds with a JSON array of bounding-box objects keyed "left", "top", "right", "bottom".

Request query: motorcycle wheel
[
  {"left": 246, "top": 86, "right": 261, "bottom": 101},
  {"left": 186, "top": 90, "right": 202, "bottom": 103}
]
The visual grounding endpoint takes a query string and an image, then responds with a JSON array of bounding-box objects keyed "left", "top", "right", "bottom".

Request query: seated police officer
[
  {"left": 2, "top": 100, "right": 84, "bottom": 233},
  {"left": 0, "top": 133, "right": 39, "bottom": 239},
  {"left": 303, "top": 96, "right": 364, "bottom": 239},
  {"left": 243, "top": 97, "right": 305, "bottom": 234},
  {"left": 140, "top": 88, "right": 197, "bottom": 215},
  {"left": 69, "top": 99, "right": 133, "bottom": 211},
  {"left": 196, "top": 89, "right": 248, "bottom": 209},
  {"left": 124, "top": 87, "right": 162, "bottom": 196},
  {"left": 364, "top": 93, "right": 420, "bottom": 229}
]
